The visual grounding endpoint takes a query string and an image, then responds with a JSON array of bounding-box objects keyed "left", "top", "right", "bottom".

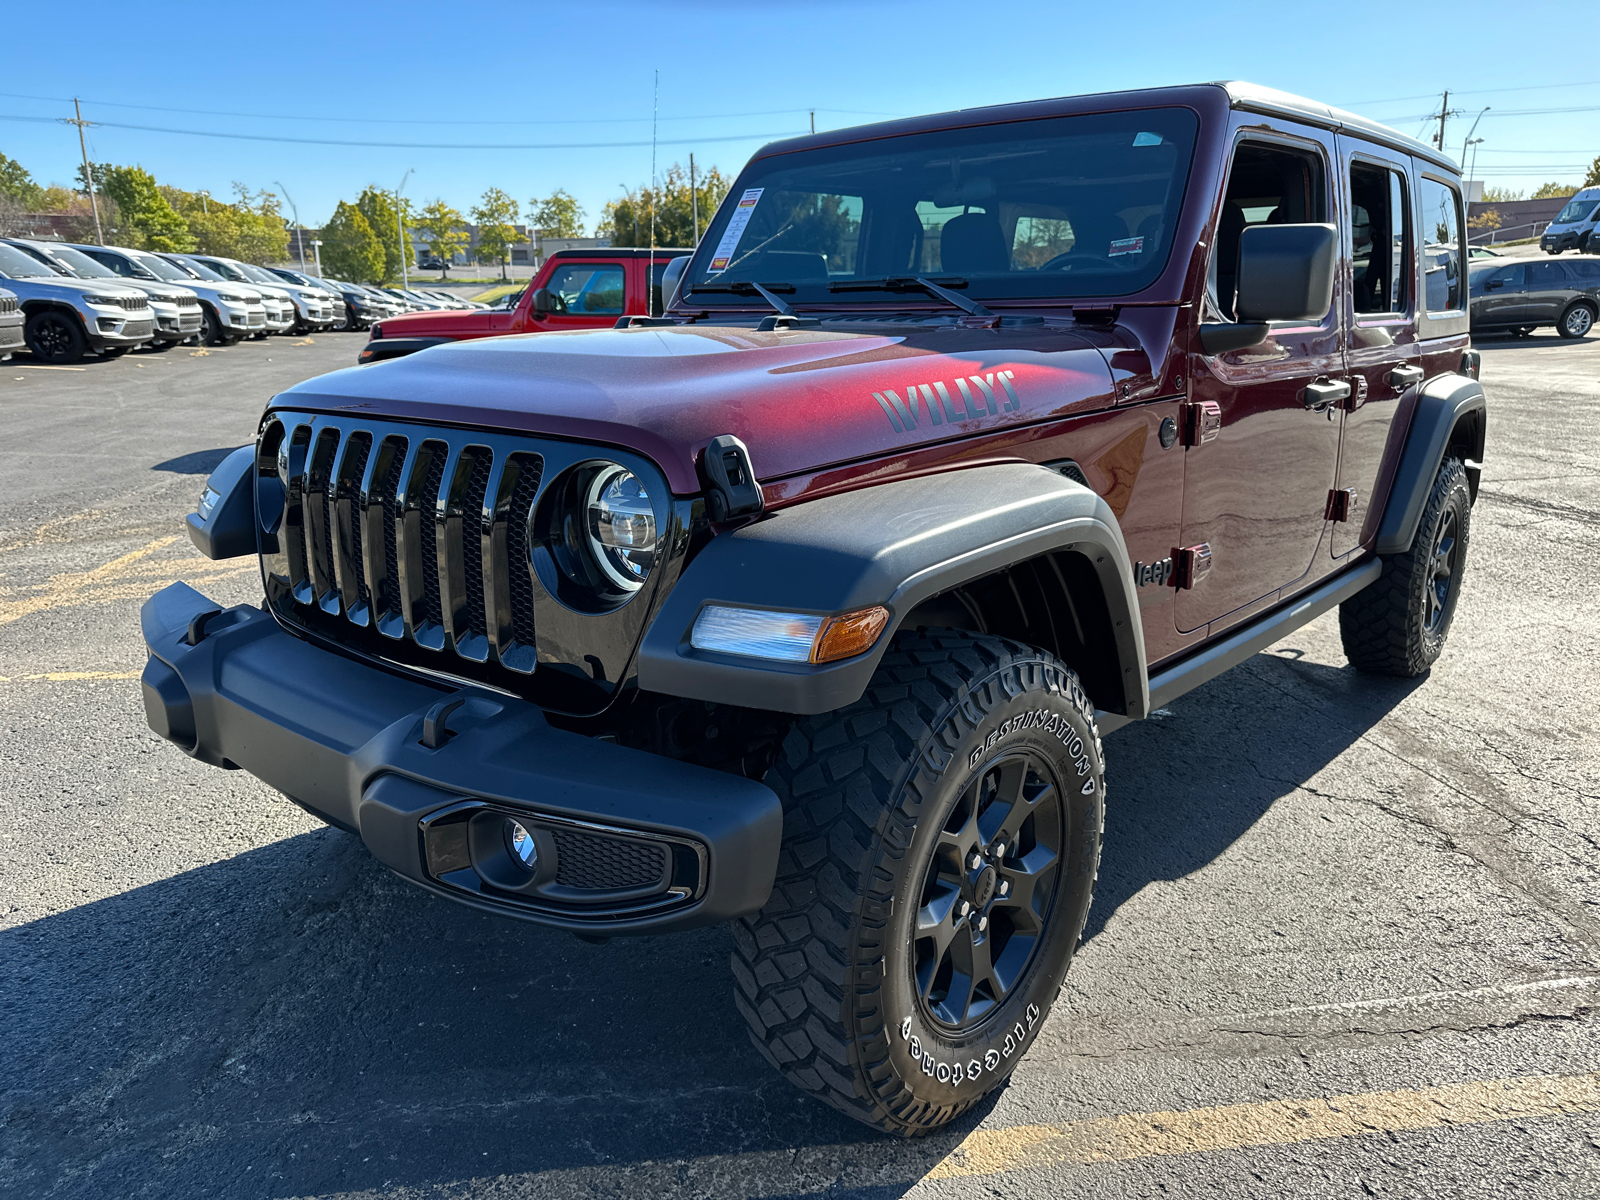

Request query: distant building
[{"left": 1465, "top": 196, "right": 1571, "bottom": 245}]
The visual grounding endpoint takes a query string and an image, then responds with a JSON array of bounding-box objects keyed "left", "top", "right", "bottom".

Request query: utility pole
[
  {"left": 276, "top": 181, "right": 306, "bottom": 272},
  {"left": 810, "top": 110, "right": 815, "bottom": 135},
  {"left": 649, "top": 69, "right": 658, "bottom": 317},
  {"left": 690, "top": 153, "right": 699, "bottom": 244},
  {"left": 1427, "top": 90, "right": 1462, "bottom": 152},
  {"left": 396, "top": 168, "right": 414, "bottom": 289},
  {"left": 60, "top": 99, "right": 104, "bottom": 245}
]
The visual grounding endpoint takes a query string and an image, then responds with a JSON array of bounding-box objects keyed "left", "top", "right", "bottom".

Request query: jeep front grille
[
  {"left": 0, "top": 295, "right": 18, "bottom": 315},
  {"left": 255, "top": 410, "right": 687, "bottom": 714}
]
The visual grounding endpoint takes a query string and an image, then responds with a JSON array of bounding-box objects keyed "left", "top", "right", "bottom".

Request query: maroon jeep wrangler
[{"left": 145, "top": 82, "right": 1484, "bottom": 1134}]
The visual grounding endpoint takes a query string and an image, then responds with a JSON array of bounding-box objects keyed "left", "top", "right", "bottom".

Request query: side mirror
[
  {"left": 1201, "top": 223, "right": 1337, "bottom": 355},
  {"left": 659, "top": 255, "right": 690, "bottom": 311},
  {"left": 531, "top": 287, "right": 554, "bottom": 315},
  {"left": 1484, "top": 278, "right": 1504, "bottom": 290}
]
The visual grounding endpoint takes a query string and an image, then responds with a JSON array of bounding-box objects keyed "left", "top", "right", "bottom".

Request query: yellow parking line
[
  {"left": 0, "top": 535, "right": 253, "bottom": 626},
  {"left": 926, "top": 1070, "right": 1600, "bottom": 1180}
]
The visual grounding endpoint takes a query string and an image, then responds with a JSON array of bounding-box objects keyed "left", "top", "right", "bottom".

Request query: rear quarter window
[{"left": 1420, "top": 177, "right": 1464, "bottom": 314}]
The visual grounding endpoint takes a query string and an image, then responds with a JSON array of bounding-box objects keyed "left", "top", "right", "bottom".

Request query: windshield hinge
[{"left": 700, "top": 434, "right": 764, "bottom": 523}]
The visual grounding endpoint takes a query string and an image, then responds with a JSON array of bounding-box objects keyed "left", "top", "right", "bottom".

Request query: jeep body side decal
[{"left": 874, "top": 370, "right": 1021, "bottom": 432}]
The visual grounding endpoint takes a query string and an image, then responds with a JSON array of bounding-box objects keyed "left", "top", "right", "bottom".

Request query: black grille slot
[
  {"left": 378, "top": 438, "right": 408, "bottom": 616},
  {"left": 552, "top": 829, "right": 668, "bottom": 890},
  {"left": 460, "top": 450, "right": 492, "bottom": 639},
  {"left": 338, "top": 433, "right": 372, "bottom": 611},
  {"left": 504, "top": 454, "right": 543, "bottom": 647},
  {"left": 417, "top": 447, "right": 447, "bottom": 627}
]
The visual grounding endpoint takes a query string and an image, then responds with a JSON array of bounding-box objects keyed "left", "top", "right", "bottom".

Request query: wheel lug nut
[
  {"left": 993, "top": 840, "right": 1007, "bottom": 859},
  {"left": 977, "top": 915, "right": 989, "bottom": 932},
  {"left": 998, "top": 879, "right": 1010, "bottom": 897},
  {"left": 970, "top": 853, "right": 983, "bottom": 870},
  {"left": 957, "top": 901, "right": 970, "bottom": 920}
]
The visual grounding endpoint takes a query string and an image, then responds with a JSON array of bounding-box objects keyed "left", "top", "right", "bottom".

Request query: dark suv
[
  {"left": 1469, "top": 255, "right": 1599, "bottom": 339},
  {"left": 142, "top": 82, "right": 1486, "bottom": 1135}
]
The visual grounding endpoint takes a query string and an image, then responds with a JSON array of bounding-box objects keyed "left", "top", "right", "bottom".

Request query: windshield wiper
[
  {"left": 829, "top": 276, "right": 994, "bottom": 318},
  {"left": 685, "top": 279, "right": 797, "bottom": 315}
]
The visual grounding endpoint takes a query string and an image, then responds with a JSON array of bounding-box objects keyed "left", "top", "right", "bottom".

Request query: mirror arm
[{"left": 1199, "top": 322, "right": 1269, "bottom": 355}]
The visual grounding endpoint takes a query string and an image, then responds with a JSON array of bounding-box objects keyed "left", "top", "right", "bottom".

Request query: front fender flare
[{"left": 637, "top": 464, "right": 1148, "bottom": 718}]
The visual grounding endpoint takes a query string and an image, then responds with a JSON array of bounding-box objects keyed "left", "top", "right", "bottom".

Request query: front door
[
  {"left": 1471, "top": 261, "right": 1526, "bottom": 330},
  {"left": 1179, "top": 131, "right": 1346, "bottom": 635},
  {"left": 1333, "top": 138, "right": 1419, "bottom": 557},
  {"left": 529, "top": 260, "right": 628, "bottom": 332},
  {"left": 1523, "top": 260, "right": 1578, "bottom": 326}
]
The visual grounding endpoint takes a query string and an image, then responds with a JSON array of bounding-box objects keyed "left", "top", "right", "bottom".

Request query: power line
[
  {"left": 1336, "top": 78, "right": 1600, "bottom": 108},
  {"left": 0, "top": 112, "right": 805, "bottom": 150},
  {"left": 0, "top": 90, "right": 904, "bottom": 128}
]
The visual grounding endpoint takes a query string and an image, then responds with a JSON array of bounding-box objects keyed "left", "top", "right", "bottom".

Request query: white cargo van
[{"left": 1541, "top": 187, "right": 1600, "bottom": 254}]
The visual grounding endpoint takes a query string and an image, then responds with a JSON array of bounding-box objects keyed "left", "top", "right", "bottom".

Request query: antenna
[
  {"left": 59, "top": 99, "right": 104, "bottom": 245},
  {"left": 649, "top": 69, "right": 658, "bottom": 317},
  {"left": 690, "top": 153, "right": 699, "bottom": 245}
]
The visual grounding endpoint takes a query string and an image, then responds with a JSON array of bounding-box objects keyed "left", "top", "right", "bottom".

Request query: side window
[
  {"left": 1420, "top": 177, "right": 1464, "bottom": 313},
  {"left": 1526, "top": 261, "right": 1572, "bottom": 287},
  {"left": 544, "top": 263, "right": 625, "bottom": 315},
  {"left": 1569, "top": 259, "right": 1600, "bottom": 283},
  {"left": 1483, "top": 263, "right": 1523, "bottom": 289},
  {"left": 1350, "top": 163, "right": 1408, "bottom": 314},
  {"left": 1210, "top": 141, "right": 1328, "bottom": 321},
  {"left": 87, "top": 250, "right": 133, "bottom": 277}
]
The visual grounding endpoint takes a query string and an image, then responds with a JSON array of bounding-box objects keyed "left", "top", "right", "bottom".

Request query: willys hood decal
[{"left": 274, "top": 324, "right": 1117, "bottom": 495}]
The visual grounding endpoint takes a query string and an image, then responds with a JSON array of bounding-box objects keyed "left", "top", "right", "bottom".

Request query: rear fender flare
[
  {"left": 1375, "top": 374, "right": 1486, "bottom": 556},
  {"left": 636, "top": 463, "right": 1149, "bottom": 718}
]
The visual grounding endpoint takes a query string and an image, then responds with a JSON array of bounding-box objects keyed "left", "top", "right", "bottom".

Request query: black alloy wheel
[
  {"left": 914, "top": 752, "right": 1065, "bottom": 1032},
  {"left": 24, "top": 310, "right": 87, "bottom": 364},
  {"left": 1423, "top": 504, "right": 1460, "bottom": 637},
  {"left": 1558, "top": 304, "right": 1595, "bottom": 339},
  {"left": 199, "top": 305, "right": 223, "bottom": 346}
]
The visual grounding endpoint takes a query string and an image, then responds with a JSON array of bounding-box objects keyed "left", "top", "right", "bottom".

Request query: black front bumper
[{"left": 139, "top": 582, "right": 782, "bottom": 934}]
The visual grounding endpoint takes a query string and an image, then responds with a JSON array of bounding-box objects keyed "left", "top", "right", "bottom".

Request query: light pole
[
  {"left": 311, "top": 239, "right": 324, "bottom": 277},
  {"left": 276, "top": 181, "right": 306, "bottom": 272},
  {"left": 1464, "top": 138, "right": 1485, "bottom": 193},
  {"left": 396, "top": 168, "right": 414, "bottom": 289},
  {"left": 200, "top": 190, "right": 210, "bottom": 215},
  {"left": 1459, "top": 108, "right": 1490, "bottom": 176}
]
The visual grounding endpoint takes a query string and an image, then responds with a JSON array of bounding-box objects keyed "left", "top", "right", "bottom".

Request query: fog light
[{"left": 506, "top": 819, "right": 537, "bottom": 869}]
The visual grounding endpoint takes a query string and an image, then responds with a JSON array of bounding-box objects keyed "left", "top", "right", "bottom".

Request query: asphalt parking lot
[{"left": 2, "top": 327, "right": 1598, "bottom": 1199}]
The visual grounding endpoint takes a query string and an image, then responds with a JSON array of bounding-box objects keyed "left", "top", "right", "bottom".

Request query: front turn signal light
[{"left": 812, "top": 606, "right": 890, "bottom": 664}]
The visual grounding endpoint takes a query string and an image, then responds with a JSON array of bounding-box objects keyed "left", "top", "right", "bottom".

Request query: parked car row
[{"left": 0, "top": 236, "right": 482, "bottom": 365}]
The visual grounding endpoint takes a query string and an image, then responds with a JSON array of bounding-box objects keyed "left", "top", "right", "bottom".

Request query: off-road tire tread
[
  {"left": 732, "top": 629, "right": 1102, "bottom": 1135},
  {"left": 1339, "top": 456, "right": 1470, "bottom": 676}
]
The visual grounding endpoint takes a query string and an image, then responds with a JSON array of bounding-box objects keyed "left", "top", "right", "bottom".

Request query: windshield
[
  {"left": 130, "top": 251, "right": 196, "bottom": 282},
  {"left": 192, "top": 257, "right": 247, "bottom": 282},
  {"left": 236, "top": 263, "right": 282, "bottom": 285},
  {"left": 1554, "top": 197, "right": 1598, "bottom": 225},
  {"left": 0, "top": 242, "right": 64, "bottom": 278},
  {"left": 682, "top": 107, "right": 1199, "bottom": 308},
  {"left": 170, "top": 256, "right": 225, "bottom": 282},
  {"left": 38, "top": 245, "right": 121, "bottom": 279}
]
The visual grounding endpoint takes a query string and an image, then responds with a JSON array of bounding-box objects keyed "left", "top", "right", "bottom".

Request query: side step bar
[{"left": 1097, "top": 557, "right": 1382, "bottom": 735}]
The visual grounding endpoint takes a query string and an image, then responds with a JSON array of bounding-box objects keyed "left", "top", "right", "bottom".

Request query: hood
[
  {"left": 1, "top": 275, "right": 148, "bottom": 301},
  {"left": 124, "top": 281, "right": 197, "bottom": 302},
  {"left": 275, "top": 322, "right": 1117, "bottom": 495}
]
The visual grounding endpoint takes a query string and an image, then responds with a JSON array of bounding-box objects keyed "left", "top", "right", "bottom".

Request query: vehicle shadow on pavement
[
  {"left": 1083, "top": 650, "right": 1425, "bottom": 944},
  {"left": 151, "top": 446, "right": 246, "bottom": 474},
  {"left": 0, "top": 653, "right": 1422, "bottom": 1200}
]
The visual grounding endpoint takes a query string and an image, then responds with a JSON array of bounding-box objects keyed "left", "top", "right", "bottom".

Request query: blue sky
[{"left": 2, "top": 0, "right": 1593, "bottom": 230}]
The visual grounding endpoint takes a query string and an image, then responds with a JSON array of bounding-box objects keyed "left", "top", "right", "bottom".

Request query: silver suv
[
  {"left": 165, "top": 254, "right": 296, "bottom": 336},
  {"left": 0, "top": 287, "right": 23, "bottom": 359},
  {"left": 75, "top": 245, "right": 266, "bottom": 346},
  {"left": 183, "top": 253, "right": 332, "bottom": 335},
  {"left": 0, "top": 240, "right": 154, "bottom": 363},
  {"left": 7, "top": 238, "right": 202, "bottom": 351}
]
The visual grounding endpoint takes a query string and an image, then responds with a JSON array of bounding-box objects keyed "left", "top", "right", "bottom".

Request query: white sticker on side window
[
  {"left": 1108, "top": 236, "right": 1145, "bottom": 256},
  {"left": 706, "top": 188, "right": 764, "bottom": 274}
]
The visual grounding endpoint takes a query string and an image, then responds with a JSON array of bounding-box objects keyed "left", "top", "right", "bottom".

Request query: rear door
[
  {"left": 529, "top": 259, "right": 628, "bottom": 332},
  {"left": 1333, "top": 137, "right": 1419, "bottom": 557},
  {"left": 1523, "top": 260, "right": 1576, "bottom": 325},
  {"left": 1179, "top": 129, "right": 1346, "bottom": 635}
]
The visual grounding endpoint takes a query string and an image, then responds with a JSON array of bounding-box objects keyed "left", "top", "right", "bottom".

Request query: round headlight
[{"left": 584, "top": 466, "right": 656, "bottom": 591}]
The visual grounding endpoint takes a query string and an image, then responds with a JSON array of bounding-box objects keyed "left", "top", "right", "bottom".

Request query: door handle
[
  {"left": 1302, "top": 378, "right": 1351, "bottom": 412},
  {"left": 1389, "top": 364, "right": 1424, "bottom": 391}
]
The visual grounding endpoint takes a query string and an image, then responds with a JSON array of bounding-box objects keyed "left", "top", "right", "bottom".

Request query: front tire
[
  {"left": 24, "top": 311, "right": 87, "bottom": 364},
  {"left": 1339, "top": 457, "right": 1472, "bottom": 677},
  {"left": 732, "top": 630, "right": 1104, "bottom": 1134}
]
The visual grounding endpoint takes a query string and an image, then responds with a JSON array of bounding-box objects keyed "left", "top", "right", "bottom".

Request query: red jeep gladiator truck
[
  {"left": 359, "top": 247, "right": 691, "bottom": 364},
  {"left": 149, "top": 82, "right": 1484, "bottom": 1134}
]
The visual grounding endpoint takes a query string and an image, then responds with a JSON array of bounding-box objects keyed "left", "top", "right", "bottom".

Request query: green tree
[
  {"left": 470, "top": 187, "right": 520, "bottom": 281},
  {"left": 414, "top": 199, "right": 468, "bottom": 278},
  {"left": 163, "top": 183, "right": 288, "bottom": 263},
  {"left": 1532, "top": 181, "right": 1577, "bottom": 200},
  {"left": 528, "top": 188, "right": 585, "bottom": 238},
  {"left": 97, "top": 165, "right": 195, "bottom": 252},
  {"left": 599, "top": 163, "right": 730, "bottom": 248},
  {"left": 320, "top": 201, "right": 386, "bottom": 283},
  {"left": 356, "top": 186, "right": 414, "bottom": 284},
  {"left": 0, "top": 152, "right": 41, "bottom": 205},
  {"left": 1586, "top": 154, "right": 1600, "bottom": 188},
  {"left": 1480, "top": 186, "right": 1525, "bottom": 203}
]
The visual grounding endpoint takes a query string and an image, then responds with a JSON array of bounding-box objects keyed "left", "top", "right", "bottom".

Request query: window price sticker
[{"left": 706, "top": 188, "right": 764, "bottom": 274}]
